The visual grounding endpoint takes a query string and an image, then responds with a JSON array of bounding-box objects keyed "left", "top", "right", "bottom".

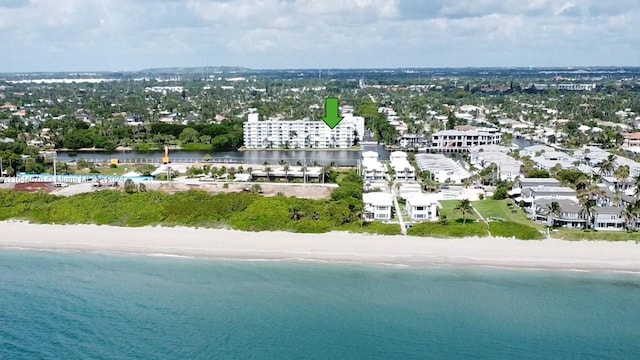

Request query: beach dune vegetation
[{"left": 0, "top": 171, "right": 374, "bottom": 234}]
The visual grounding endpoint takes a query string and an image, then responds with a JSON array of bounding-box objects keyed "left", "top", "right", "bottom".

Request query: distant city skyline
[{"left": 0, "top": 0, "right": 638, "bottom": 72}]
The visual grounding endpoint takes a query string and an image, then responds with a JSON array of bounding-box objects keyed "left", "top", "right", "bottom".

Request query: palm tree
[
  {"left": 578, "top": 182, "right": 604, "bottom": 203},
  {"left": 579, "top": 198, "right": 597, "bottom": 230},
  {"left": 288, "top": 205, "right": 304, "bottom": 221},
  {"left": 614, "top": 165, "right": 630, "bottom": 191},
  {"left": 634, "top": 175, "right": 640, "bottom": 198},
  {"left": 575, "top": 176, "right": 591, "bottom": 192},
  {"left": 597, "top": 154, "right": 616, "bottom": 177},
  {"left": 547, "top": 201, "right": 562, "bottom": 218},
  {"left": 621, "top": 203, "right": 636, "bottom": 231},
  {"left": 227, "top": 167, "right": 236, "bottom": 181},
  {"left": 613, "top": 191, "right": 622, "bottom": 207},
  {"left": 453, "top": 199, "right": 474, "bottom": 224},
  {"left": 633, "top": 201, "right": 640, "bottom": 231}
]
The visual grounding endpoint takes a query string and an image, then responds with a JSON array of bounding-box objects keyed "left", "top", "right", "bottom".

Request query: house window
[{"left": 416, "top": 206, "right": 425, "bottom": 211}]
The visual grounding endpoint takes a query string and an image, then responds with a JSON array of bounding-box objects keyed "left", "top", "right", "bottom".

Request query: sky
[{"left": 0, "top": 0, "right": 638, "bottom": 72}]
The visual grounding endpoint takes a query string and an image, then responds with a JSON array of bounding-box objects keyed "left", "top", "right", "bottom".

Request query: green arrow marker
[{"left": 322, "top": 97, "right": 343, "bottom": 129}]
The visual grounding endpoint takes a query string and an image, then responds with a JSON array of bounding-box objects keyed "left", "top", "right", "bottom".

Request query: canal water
[
  {"left": 54, "top": 139, "right": 529, "bottom": 166},
  {"left": 56, "top": 145, "right": 390, "bottom": 166}
]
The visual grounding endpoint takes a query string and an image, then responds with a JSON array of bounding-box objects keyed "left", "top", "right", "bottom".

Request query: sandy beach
[{"left": 1, "top": 221, "right": 640, "bottom": 273}]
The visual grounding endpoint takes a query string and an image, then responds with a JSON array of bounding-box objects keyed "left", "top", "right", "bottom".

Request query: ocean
[{"left": 1, "top": 251, "right": 639, "bottom": 359}]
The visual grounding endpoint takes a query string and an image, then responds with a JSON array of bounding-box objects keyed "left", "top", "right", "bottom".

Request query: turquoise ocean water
[{"left": 1, "top": 250, "right": 639, "bottom": 359}]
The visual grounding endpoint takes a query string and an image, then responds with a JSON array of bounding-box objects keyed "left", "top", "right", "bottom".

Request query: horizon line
[{"left": 2, "top": 65, "right": 640, "bottom": 75}]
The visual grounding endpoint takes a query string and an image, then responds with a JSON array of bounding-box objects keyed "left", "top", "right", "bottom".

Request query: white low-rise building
[
  {"left": 361, "top": 151, "right": 388, "bottom": 182},
  {"left": 243, "top": 113, "right": 365, "bottom": 149},
  {"left": 470, "top": 145, "right": 522, "bottom": 181},
  {"left": 430, "top": 127, "right": 501, "bottom": 152},
  {"left": 415, "top": 154, "right": 471, "bottom": 184},
  {"left": 403, "top": 192, "right": 440, "bottom": 221},
  {"left": 363, "top": 192, "right": 394, "bottom": 221},
  {"left": 390, "top": 151, "right": 415, "bottom": 181}
]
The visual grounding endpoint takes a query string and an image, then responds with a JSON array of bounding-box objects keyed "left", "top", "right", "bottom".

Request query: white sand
[{"left": 1, "top": 221, "right": 640, "bottom": 273}]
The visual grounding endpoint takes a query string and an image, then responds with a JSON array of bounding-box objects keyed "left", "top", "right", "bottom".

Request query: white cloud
[{"left": 0, "top": 0, "right": 637, "bottom": 71}]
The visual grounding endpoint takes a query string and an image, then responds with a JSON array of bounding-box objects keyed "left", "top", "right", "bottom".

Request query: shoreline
[
  {"left": 238, "top": 147, "right": 362, "bottom": 152},
  {"left": 2, "top": 222, "right": 640, "bottom": 273}
]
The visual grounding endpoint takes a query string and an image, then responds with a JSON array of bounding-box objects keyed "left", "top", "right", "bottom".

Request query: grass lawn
[
  {"left": 408, "top": 221, "right": 489, "bottom": 238},
  {"left": 472, "top": 199, "right": 540, "bottom": 227},
  {"left": 180, "top": 143, "right": 213, "bottom": 151},
  {"left": 405, "top": 200, "right": 487, "bottom": 238},
  {"left": 551, "top": 228, "right": 640, "bottom": 242},
  {"left": 439, "top": 200, "right": 478, "bottom": 222}
]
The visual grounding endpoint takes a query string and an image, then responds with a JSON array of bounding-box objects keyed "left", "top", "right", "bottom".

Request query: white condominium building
[
  {"left": 431, "top": 128, "right": 501, "bottom": 152},
  {"left": 243, "top": 113, "right": 365, "bottom": 149}
]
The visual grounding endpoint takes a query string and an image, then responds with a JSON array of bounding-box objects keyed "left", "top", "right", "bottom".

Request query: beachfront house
[
  {"left": 363, "top": 192, "right": 394, "bottom": 221},
  {"left": 593, "top": 207, "right": 625, "bottom": 231},
  {"left": 534, "top": 199, "right": 585, "bottom": 229},
  {"left": 522, "top": 186, "right": 577, "bottom": 218},
  {"left": 403, "top": 192, "right": 440, "bottom": 221}
]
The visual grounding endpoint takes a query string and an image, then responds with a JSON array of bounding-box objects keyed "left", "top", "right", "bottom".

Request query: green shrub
[
  {"left": 0, "top": 170, "right": 404, "bottom": 237},
  {"left": 343, "top": 222, "right": 402, "bottom": 235},
  {"left": 489, "top": 221, "right": 544, "bottom": 240},
  {"left": 408, "top": 221, "right": 489, "bottom": 238}
]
